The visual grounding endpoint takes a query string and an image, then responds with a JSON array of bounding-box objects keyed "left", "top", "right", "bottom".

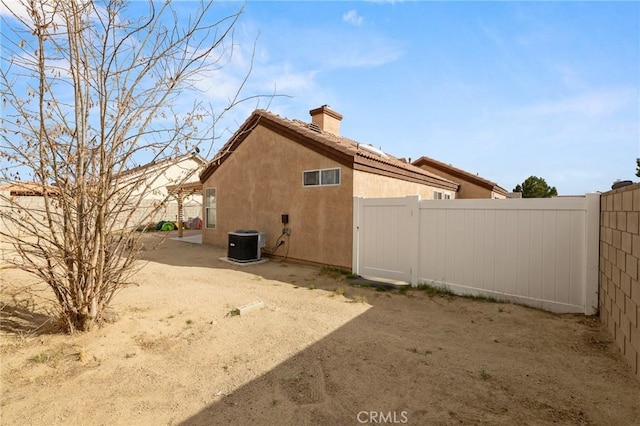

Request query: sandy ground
[{"left": 1, "top": 231, "right": 639, "bottom": 425}]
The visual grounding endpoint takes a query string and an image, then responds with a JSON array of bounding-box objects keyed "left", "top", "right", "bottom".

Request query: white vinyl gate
[{"left": 353, "top": 194, "right": 600, "bottom": 314}]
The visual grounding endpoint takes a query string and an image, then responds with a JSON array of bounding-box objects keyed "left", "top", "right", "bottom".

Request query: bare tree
[{"left": 0, "top": 0, "right": 266, "bottom": 332}]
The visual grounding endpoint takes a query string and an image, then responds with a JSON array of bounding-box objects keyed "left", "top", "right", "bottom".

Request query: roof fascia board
[
  {"left": 413, "top": 157, "right": 501, "bottom": 192},
  {"left": 354, "top": 160, "right": 459, "bottom": 191},
  {"left": 200, "top": 112, "right": 354, "bottom": 182},
  {"left": 258, "top": 117, "right": 353, "bottom": 167}
]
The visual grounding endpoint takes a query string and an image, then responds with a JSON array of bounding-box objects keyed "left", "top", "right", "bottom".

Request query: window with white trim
[
  {"left": 205, "top": 188, "right": 216, "bottom": 229},
  {"left": 433, "top": 191, "right": 451, "bottom": 200},
  {"left": 303, "top": 168, "right": 341, "bottom": 187}
]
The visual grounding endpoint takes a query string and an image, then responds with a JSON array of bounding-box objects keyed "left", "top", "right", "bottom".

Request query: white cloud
[
  {"left": 509, "top": 88, "right": 636, "bottom": 118},
  {"left": 0, "top": 0, "right": 103, "bottom": 26},
  {"left": 324, "top": 37, "right": 404, "bottom": 69},
  {"left": 343, "top": 9, "right": 364, "bottom": 27},
  {"left": 553, "top": 63, "right": 586, "bottom": 91},
  {"left": 1, "top": 0, "right": 34, "bottom": 20},
  {"left": 264, "top": 67, "right": 318, "bottom": 93}
]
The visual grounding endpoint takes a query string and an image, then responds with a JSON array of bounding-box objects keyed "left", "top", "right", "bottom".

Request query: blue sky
[
  {"left": 2, "top": 1, "right": 638, "bottom": 195},
  {"left": 215, "top": 1, "right": 639, "bottom": 195}
]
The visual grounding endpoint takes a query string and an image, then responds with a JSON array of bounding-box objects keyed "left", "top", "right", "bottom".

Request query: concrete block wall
[{"left": 600, "top": 182, "right": 640, "bottom": 378}]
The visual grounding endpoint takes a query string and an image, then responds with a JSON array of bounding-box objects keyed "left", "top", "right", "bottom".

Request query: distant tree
[
  {"left": 512, "top": 176, "right": 558, "bottom": 198},
  {"left": 636, "top": 158, "right": 639, "bottom": 178}
]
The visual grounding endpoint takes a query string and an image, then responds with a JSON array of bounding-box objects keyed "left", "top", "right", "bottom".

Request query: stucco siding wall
[
  {"left": 123, "top": 157, "right": 203, "bottom": 200},
  {"left": 202, "top": 126, "right": 354, "bottom": 268},
  {"left": 353, "top": 170, "right": 455, "bottom": 200},
  {"left": 491, "top": 191, "right": 507, "bottom": 200},
  {"left": 413, "top": 165, "right": 497, "bottom": 199},
  {"left": 458, "top": 183, "right": 491, "bottom": 199},
  {"left": 600, "top": 183, "right": 640, "bottom": 379}
]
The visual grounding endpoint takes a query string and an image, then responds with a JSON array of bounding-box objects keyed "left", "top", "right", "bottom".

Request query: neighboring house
[
  {"left": 0, "top": 181, "right": 59, "bottom": 196},
  {"left": 199, "top": 106, "right": 458, "bottom": 268},
  {"left": 0, "top": 155, "right": 206, "bottom": 262},
  {"left": 115, "top": 153, "right": 206, "bottom": 227},
  {"left": 412, "top": 156, "right": 508, "bottom": 199}
]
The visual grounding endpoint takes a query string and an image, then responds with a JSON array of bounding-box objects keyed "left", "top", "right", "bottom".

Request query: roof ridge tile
[{"left": 201, "top": 109, "right": 459, "bottom": 189}]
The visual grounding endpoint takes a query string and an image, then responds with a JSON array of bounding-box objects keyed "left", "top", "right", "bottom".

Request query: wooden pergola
[{"left": 166, "top": 181, "right": 203, "bottom": 238}]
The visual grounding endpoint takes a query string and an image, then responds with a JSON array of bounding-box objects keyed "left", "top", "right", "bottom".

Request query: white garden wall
[{"left": 0, "top": 194, "right": 201, "bottom": 266}]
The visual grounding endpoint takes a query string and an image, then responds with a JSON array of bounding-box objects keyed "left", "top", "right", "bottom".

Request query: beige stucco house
[
  {"left": 200, "top": 106, "right": 458, "bottom": 268},
  {"left": 115, "top": 153, "right": 206, "bottom": 228},
  {"left": 412, "top": 156, "right": 507, "bottom": 199}
]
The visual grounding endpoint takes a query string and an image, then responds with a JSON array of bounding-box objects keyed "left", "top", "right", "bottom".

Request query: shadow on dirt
[
  {"left": 175, "top": 286, "right": 637, "bottom": 426},
  {"left": 140, "top": 237, "right": 640, "bottom": 425},
  {"left": 3, "top": 233, "right": 639, "bottom": 424},
  {"left": 0, "top": 301, "right": 56, "bottom": 335},
  {"left": 138, "top": 231, "right": 356, "bottom": 291}
]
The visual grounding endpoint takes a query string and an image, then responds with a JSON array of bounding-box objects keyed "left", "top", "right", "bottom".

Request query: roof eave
[
  {"left": 200, "top": 111, "right": 354, "bottom": 183},
  {"left": 413, "top": 156, "right": 503, "bottom": 193},
  {"left": 354, "top": 157, "right": 459, "bottom": 191}
]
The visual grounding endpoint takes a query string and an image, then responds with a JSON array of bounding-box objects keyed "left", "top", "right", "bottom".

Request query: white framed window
[
  {"left": 433, "top": 191, "right": 451, "bottom": 200},
  {"left": 303, "top": 168, "right": 341, "bottom": 187},
  {"left": 205, "top": 188, "right": 216, "bottom": 229}
]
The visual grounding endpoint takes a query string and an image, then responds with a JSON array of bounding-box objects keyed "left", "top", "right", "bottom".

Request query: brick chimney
[{"left": 309, "top": 105, "right": 343, "bottom": 136}]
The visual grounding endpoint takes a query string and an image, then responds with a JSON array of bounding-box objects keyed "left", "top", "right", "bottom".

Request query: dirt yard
[{"left": 1, "top": 231, "right": 639, "bottom": 425}]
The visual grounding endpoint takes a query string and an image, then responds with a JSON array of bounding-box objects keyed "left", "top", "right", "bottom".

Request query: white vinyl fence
[{"left": 353, "top": 194, "right": 600, "bottom": 314}]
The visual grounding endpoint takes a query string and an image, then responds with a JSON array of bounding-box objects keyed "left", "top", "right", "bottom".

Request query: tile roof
[
  {"left": 116, "top": 153, "right": 206, "bottom": 179},
  {"left": 412, "top": 155, "right": 507, "bottom": 196},
  {"left": 0, "top": 181, "right": 60, "bottom": 196},
  {"left": 200, "top": 109, "right": 459, "bottom": 191}
]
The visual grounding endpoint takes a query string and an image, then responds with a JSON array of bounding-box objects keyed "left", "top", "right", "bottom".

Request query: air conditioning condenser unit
[{"left": 228, "top": 230, "right": 266, "bottom": 263}]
